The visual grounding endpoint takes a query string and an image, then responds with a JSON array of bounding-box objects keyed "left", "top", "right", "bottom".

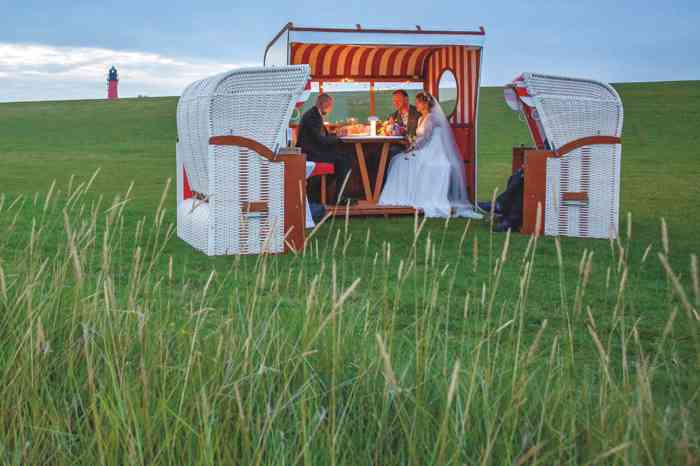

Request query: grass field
[{"left": 0, "top": 82, "right": 698, "bottom": 464}]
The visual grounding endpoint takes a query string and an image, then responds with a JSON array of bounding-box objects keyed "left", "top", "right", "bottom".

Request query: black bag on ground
[{"left": 496, "top": 168, "right": 525, "bottom": 230}]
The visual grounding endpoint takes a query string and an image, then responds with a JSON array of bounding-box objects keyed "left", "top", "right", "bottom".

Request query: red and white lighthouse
[{"left": 107, "top": 66, "right": 119, "bottom": 100}]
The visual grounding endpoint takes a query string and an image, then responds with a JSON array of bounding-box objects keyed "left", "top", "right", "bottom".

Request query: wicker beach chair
[
  {"left": 176, "top": 65, "right": 311, "bottom": 255},
  {"left": 505, "top": 73, "right": 624, "bottom": 239}
]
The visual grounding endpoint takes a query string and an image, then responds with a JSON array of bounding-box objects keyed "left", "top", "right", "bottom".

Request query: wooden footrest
[{"left": 326, "top": 204, "right": 418, "bottom": 217}]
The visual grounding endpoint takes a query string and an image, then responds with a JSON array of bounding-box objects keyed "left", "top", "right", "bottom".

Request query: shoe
[
  {"left": 463, "top": 210, "right": 484, "bottom": 220},
  {"left": 478, "top": 201, "right": 492, "bottom": 212},
  {"left": 492, "top": 220, "right": 513, "bottom": 233},
  {"left": 478, "top": 201, "right": 503, "bottom": 215}
]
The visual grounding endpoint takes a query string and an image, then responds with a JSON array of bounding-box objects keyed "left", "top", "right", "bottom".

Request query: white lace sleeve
[{"left": 412, "top": 114, "right": 438, "bottom": 151}]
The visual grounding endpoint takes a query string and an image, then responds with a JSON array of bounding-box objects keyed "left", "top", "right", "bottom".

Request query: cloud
[{"left": 0, "top": 43, "right": 255, "bottom": 102}]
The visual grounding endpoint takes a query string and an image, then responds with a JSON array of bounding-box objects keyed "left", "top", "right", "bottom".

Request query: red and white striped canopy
[{"left": 290, "top": 43, "right": 436, "bottom": 81}]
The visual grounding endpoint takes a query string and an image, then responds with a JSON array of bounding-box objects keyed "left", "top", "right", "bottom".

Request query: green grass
[{"left": 0, "top": 82, "right": 698, "bottom": 465}]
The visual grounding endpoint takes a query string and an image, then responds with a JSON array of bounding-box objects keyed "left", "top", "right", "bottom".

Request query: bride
[{"left": 378, "top": 92, "right": 482, "bottom": 219}]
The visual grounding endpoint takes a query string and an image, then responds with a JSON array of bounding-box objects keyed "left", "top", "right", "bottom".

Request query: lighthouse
[{"left": 107, "top": 66, "right": 119, "bottom": 100}]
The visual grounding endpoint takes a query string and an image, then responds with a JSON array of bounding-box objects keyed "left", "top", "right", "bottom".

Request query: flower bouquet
[{"left": 404, "top": 134, "right": 418, "bottom": 158}]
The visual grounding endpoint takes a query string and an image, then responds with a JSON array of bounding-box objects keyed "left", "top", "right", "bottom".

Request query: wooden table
[{"left": 339, "top": 135, "right": 404, "bottom": 204}]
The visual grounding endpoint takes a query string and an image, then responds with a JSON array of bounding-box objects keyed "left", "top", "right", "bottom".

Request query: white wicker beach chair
[
  {"left": 505, "top": 73, "right": 624, "bottom": 239},
  {"left": 176, "top": 65, "right": 311, "bottom": 255}
]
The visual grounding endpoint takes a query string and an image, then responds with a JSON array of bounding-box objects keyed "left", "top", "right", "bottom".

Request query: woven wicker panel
[
  {"left": 587, "top": 145, "right": 620, "bottom": 238},
  {"left": 544, "top": 157, "right": 561, "bottom": 236},
  {"left": 545, "top": 143, "right": 621, "bottom": 239},
  {"left": 176, "top": 142, "right": 184, "bottom": 207},
  {"left": 178, "top": 199, "right": 210, "bottom": 253},
  {"left": 178, "top": 133, "right": 211, "bottom": 254},
  {"left": 533, "top": 96, "right": 622, "bottom": 151},
  {"left": 178, "top": 77, "right": 217, "bottom": 194},
  {"left": 523, "top": 73, "right": 620, "bottom": 102},
  {"left": 209, "top": 145, "right": 285, "bottom": 255},
  {"left": 210, "top": 67, "right": 310, "bottom": 150}
]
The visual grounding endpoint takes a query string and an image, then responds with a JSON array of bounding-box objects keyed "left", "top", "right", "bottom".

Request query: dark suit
[{"left": 296, "top": 106, "right": 351, "bottom": 204}]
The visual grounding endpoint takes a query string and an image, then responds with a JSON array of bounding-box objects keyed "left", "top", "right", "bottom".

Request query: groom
[
  {"left": 370, "top": 89, "right": 420, "bottom": 186},
  {"left": 386, "top": 90, "right": 420, "bottom": 157}
]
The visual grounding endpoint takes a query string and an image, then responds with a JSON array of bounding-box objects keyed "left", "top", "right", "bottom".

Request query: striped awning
[
  {"left": 290, "top": 43, "right": 438, "bottom": 81},
  {"left": 424, "top": 46, "right": 481, "bottom": 126}
]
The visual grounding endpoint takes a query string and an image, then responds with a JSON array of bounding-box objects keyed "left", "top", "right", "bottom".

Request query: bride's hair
[{"left": 415, "top": 91, "right": 436, "bottom": 110}]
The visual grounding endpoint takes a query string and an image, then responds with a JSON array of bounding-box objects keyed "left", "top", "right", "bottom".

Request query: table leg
[
  {"left": 354, "top": 143, "right": 373, "bottom": 203},
  {"left": 373, "top": 143, "right": 390, "bottom": 203}
]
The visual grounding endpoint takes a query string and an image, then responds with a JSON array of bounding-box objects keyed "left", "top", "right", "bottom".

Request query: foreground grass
[{"left": 0, "top": 180, "right": 697, "bottom": 465}]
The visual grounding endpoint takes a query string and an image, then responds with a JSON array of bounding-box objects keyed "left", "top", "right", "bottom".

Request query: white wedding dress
[{"left": 378, "top": 106, "right": 482, "bottom": 219}]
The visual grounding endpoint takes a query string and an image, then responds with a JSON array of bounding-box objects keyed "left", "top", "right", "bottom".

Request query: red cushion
[
  {"left": 310, "top": 162, "right": 335, "bottom": 177},
  {"left": 183, "top": 167, "right": 193, "bottom": 199}
]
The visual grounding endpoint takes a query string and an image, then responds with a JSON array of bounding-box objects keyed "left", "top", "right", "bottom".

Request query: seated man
[
  {"left": 368, "top": 89, "right": 421, "bottom": 188},
  {"left": 296, "top": 94, "right": 354, "bottom": 205},
  {"left": 386, "top": 89, "right": 420, "bottom": 157}
]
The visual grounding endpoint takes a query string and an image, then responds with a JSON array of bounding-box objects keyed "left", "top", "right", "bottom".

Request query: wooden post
[
  {"left": 275, "top": 152, "right": 307, "bottom": 251},
  {"left": 320, "top": 176, "right": 328, "bottom": 205},
  {"left": 511, "top": 146, "right": 531, "bottom": 174},
  {"left": 521, "top": 149, "right": 554, "bottom": 236},
  {"left": 369, "top": 80, "right": 376, "bottom": 115}
]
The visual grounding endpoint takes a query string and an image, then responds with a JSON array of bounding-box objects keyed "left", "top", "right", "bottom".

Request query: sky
[{"left": 0, "top": 0, "right": 698, "bottom": 102}]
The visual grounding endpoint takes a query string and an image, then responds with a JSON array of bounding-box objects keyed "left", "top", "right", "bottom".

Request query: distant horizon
[{"left": 0, "top": 78, "right": 696, "bottom": 105}]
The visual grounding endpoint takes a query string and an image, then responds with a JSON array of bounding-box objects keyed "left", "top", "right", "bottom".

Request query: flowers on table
[{"left": 381, "top": 119, "right": 407, "bottom": 137}]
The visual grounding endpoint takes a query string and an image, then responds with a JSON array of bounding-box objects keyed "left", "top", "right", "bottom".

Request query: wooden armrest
[
  {"left": 209, "top": 135, "right": 276, "bottom": 160},
  {"left": 209, "top": 135, "right": 307, "bottom": 165},
  {"left": 242, "top": 201, "right": 269, "bottom": 214},
  {"left": 562, "top": 191, "right": 589, "bottom": 203},
  {"left": 554, "top": 136, "right": 621, "bottom": 157}
]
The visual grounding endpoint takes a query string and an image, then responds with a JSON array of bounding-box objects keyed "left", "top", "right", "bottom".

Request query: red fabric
[
  {"left": 296, "top": 80, "right": 312, "bottom": 108},
  {"left": 183, "top": 167, "right": 193, "bottom": 199},
  {"left": 522, "top": 105, "right": 545, "bottom": 149},
  {"left": 310, "top": 162, "right": 334, "bottom": 177}
]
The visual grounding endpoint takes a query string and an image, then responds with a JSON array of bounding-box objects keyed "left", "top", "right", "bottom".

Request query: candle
[{"left": 368, "top": 116, "right": 378, "bottom": 137}]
